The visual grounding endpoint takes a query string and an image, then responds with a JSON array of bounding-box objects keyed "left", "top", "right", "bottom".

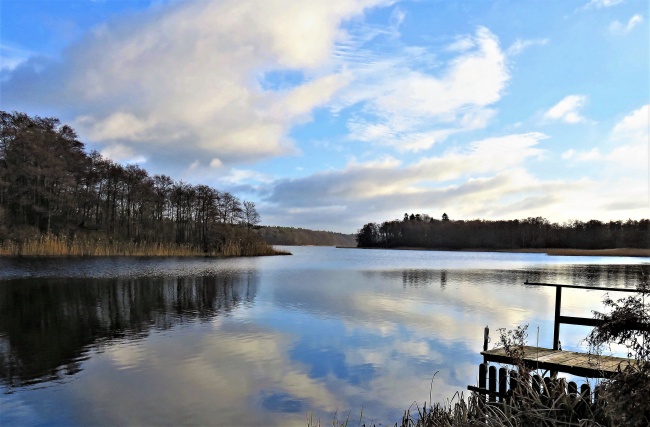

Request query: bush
[{"left": 585, "top": 275, "right": 650, "bottom": 426}]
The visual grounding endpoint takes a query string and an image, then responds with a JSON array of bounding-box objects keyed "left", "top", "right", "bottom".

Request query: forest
[
  {"left": 0, "top": 111, "right": 275, "bottom": 256},
  {"left": 356, "top": 213, "right": 649, "bottom": 251},
  {"left": 255, "top": 226, "right": 356, "bottom": 246}
]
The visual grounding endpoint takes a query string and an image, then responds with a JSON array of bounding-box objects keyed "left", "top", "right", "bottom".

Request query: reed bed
[
  {"left": 0, "top": 235, "right": 289, "bottom": 257},
  {"left": 220, "top": 240, "right": 291, "bottom": 257},
  {"left": 399, "top": 378, "right": 608, "bottom": 427},
  {"left": 311, "top": 383, "right": 608, "bottom": 427}
]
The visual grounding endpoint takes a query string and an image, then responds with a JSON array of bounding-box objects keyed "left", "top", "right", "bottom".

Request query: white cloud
[
  {"left": 262, "top": 109, "right": 649, "bottom": 231},
  {"left": 383, "top": 28, "right": 506, "bottom": 112},
  {"left": 573, "top": 147, "right": 603, "bottom": 161},
  {"left": 562, "top": 105, "right": 650, "bottom": 206},
  {"left": 348, "top": 155, "right": 402, "bottom": 169},
  {"left": 506, "top": 38, "right": 549, "bottom": 56},
  {"left": 584, "top": 0, "right": 624, "bottom": 9},
  {"left": 446, "top": 36, "right": 475, "bottom": 53},
  {"left": 220, "top": 168, "right": 275, "bottom": 185},
  {"left": 609, "top": 14, "right": 644, "bottom": 34},
  {"left": 553, "top": 107, "right": 648, "bottom": 223},
  {"left": 607, "top": 104, "right": 649, "bottom": 171},
  {"left": 338, "top": 26, "right": 509, "bottom": 151},
  {"left": 561, "top": 149, "right": 575, "bottom": 160},
  {"left": 77, "top": 112, "right": 158, "bottom": 141},
  {"left": 3, "top": 0, "right": 392, "bottom": 167},
  {"left": 544, "top": 95, "right": 588, "bottom": 124},
  {"left": 270, "top": 72, "right": 350, "bottom": 120},
  {"left": 565, "top": 105, "right": 648, "bottom": 166},
  {"left": 611, "top": 104, "right": 649, "bottom": 143},
  {"left": 100, "top": 144, "right": 147, "bottom": 164},
  {"left": 606, "top": 143, "right": 647, "bottom": 170},
  {"left": 287, "top": 205, "right": 348, "bottom": 215},
  {"left": 411, "top": 133, "right": 547, "bottom": 182},
  {"left": 263, "top": 133, "right": 548, "bottom": 230}
]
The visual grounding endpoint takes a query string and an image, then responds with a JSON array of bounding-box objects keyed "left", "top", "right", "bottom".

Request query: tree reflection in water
[{"left": 0, "top": 273, "right": 258, "bottom": 387}]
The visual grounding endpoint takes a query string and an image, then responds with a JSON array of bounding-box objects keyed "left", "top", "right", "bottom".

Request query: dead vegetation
[{"left": 0, "top": 234, "right": 289, "bottom": 257}]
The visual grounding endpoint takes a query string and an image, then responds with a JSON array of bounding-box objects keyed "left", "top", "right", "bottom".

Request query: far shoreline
[{"left": 336, "top": 246, "right": 650, "bottom": 258}]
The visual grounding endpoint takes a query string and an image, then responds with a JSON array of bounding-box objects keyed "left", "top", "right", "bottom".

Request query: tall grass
[
  {"left": 220, "top": 239, "right": 291, "bottom": 257},
  {"left": 0, "top": 234, "right": 289, "bottom": 257},
  {"left": 394, "top": 325, "right": 614, "bottom": 426},
  {"left": 310, "top": 380, "right": 607, "bottom": 427},
  {"left": 395, "top": 384, "right": 606, "bottom": 427}
]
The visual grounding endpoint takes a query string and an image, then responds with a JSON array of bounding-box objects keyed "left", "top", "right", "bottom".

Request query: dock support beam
[
  {"left": 483, "top": 326, "right": 489, "bottom": 351},
  {"left": 553, "top": 286, "right": 562, "bottom": 350}
]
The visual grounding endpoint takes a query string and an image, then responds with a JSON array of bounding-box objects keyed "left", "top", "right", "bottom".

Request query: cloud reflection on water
[{"left": 0, "top": 248, "right": 647, "bottom": 425}]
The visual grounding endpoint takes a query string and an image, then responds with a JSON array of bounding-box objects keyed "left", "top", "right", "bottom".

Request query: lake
[{"left": 1, "top": 247, "right": 648, "bottom": 426}]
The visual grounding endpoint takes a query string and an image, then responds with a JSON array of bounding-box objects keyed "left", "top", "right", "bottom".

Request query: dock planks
[{"left": 481, "top": 345, "right": 632, "bottom": 378}]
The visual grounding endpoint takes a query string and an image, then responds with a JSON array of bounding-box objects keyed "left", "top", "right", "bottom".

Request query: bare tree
[{"left": 242, "top": 201, "right": 260, "bottom": 230}]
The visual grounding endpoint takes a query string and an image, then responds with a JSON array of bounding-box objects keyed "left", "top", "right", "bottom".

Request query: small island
[{"left": 0, "top": 111, "right": 285, "bottom": 257}]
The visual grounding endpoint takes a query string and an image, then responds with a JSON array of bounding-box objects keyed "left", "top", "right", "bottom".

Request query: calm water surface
[{"left": 1, "top": 247, "right": 648, "bottom": 426}]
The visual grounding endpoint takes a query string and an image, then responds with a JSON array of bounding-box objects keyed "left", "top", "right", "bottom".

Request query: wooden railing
[
  {"left": 468, "top": 363, "right": 605, "bottom": 419},
  {"left": 523, "top": 281, "right": 648, "bottom": 350}
]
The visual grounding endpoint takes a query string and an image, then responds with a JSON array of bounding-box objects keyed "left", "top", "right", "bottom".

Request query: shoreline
[
  {"left": 336, "top": 246, "right": 650, "bottom": 258},
  {"left": 0, "top": 251, "right": 292, "bottom": 258},
  {"left": 0, "top": 237, "right": 292, "bottom": 257}
]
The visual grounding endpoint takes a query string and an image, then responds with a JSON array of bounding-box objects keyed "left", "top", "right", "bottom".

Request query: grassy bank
[
  {"left": 543, "top": 247, "right": 650, "bottom": 257},
  {"left": 0, "top": 235, "right": 290, "bottom": 257}
]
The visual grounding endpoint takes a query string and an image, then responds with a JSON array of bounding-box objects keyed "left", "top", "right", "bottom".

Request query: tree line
[
  {"left": 256, "top": 226, "right": 356, "bottom": 246},
  {"left": 356, "top": 213, "right": 649, "bottom": 250},
  {"left": 0, "top": 111, "right": 263, "bottom": 253}
]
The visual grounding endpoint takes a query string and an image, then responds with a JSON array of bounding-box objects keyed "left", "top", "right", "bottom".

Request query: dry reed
[
  {"left": 0, "top": 235, "right": 289, "bottom": 257},
  {"left": 310, "top": 382, "right": 607, "bottom": 427}
]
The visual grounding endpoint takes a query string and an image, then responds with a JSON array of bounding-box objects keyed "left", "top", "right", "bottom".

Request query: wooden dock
[
  {"left": 481, "top": 345, "right": 631, "bottom": 379},
  {"left": 468, "top": 282, "right": 646, "bottom": 402}
]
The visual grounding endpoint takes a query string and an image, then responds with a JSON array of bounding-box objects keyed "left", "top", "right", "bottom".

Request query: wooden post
[
  {"left": 577, "top": 384, "right": 591, "bottom": 417},
  {"left": 568, "top": 381, "right": 578, "bottom": 398},
  {"left": 488, "top": 365, "right": 497, "bottom": 402},
  {"left": 498, "top": 368, "right": 507, "bottom": 403},
  {"left": 567, "top": 381, "right": 578, "bottom": 416},
  {"left": 483, "top": 325, "right": 489, "bottom": 351},
  {"left": 509, "top": 370, "right": 518, "bottom": 397},
  {"left": 553, "top": 286, "right": 562, "bottom": 350},
  {"left": 580, "top": 384, "right": 591, "bottom": 404},
  {"left": 479, "top": 363, "right": 487, "bottom": 404}
]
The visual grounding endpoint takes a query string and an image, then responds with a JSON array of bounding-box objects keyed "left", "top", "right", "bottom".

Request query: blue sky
[{"left": 1, "top": 0, "right": 648, "bottom": 233}]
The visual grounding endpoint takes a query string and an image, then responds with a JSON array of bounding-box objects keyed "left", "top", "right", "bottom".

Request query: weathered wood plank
[
  {"left": 481, "top": 346, "right": 631, "bottom": 378},
  {"left": 537, "top": 350, "right": 584, "bottom": 365}
]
